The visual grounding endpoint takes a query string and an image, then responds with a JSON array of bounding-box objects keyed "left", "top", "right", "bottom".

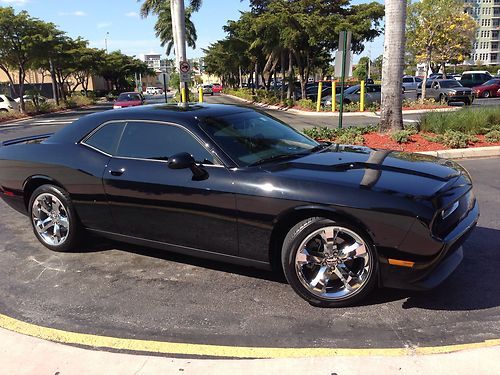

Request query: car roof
[{"left": 48, "top": 103, "right": 254, "bottom": 144}]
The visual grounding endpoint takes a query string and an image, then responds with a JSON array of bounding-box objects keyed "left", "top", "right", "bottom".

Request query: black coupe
[{"left": 0, "top": 104, "right": 479, "bottom": 307}]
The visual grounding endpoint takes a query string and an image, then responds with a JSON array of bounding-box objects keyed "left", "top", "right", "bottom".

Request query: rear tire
[
  {"left": 281, "top": 217, "right": 377, "bottom": 307},
  {"left": 28, "top": 185, "right": 82, "bottom": 252},
  {"left": 482, "top": 91, "right": 490, "bottom": 98}
]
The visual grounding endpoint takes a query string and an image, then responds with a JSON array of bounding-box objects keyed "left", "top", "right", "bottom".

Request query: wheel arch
[
  {"left": 268, "top": 205, "right": 374, "bottom": 273},
  {"left": 23, "top": 175, "right": 65, "bottom": 209}
]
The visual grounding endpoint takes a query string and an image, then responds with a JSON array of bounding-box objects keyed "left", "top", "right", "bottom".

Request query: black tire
[
  {"left": 482, "top": 91, "right": 490, "bottom": 98},
  {"left": 438, "top": 94, "right": 448, "bottom": 104},
  {"left": 416, "top": 94, "right": 421, "bottom": 100},
  {"left": 211, "top": 92, "right": 214, "bottom": 96},
  {"left": 281, "top": 217, "right": 377, "bottom": 307},
  {"left": 464, "top": 98, "right": 472, "bottom": 106},
  {"left": 28, "top": 185, "right": 82, "bottom": 252}
]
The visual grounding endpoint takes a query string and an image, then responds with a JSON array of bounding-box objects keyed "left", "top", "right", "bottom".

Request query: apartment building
[{"left": 465, "top": 0, "right": 500, "bottom": 65}]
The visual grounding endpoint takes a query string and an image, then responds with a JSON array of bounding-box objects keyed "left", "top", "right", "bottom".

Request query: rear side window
[
  {"left": 403, "top": 77, "right": 413, "bottom": 83},
  {"left": 116, "top": 122, "right": 215, "bottom": 164},
  {"left": 84, "top": 122, "right": 125, "bottom": 155},
  {"left": 461, "top": 74, "right": 472, "bottom": 80}
]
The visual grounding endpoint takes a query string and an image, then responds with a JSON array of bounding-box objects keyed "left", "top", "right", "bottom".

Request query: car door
[{"left": 102, "top": 120, "right": 238, "bottom": 256}]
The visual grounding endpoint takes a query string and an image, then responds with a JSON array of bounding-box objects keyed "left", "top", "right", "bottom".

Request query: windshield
[
  {"left": 343, "top": 85, "right": 360, "bottom": 94},
  {"left": 483, "top": 79, "right": 500, "bottom": 86},
  {"left": 117, "top": 93, "right": 141, "bottom": 101},
  {"left": 199, "top": 111, "right": 319, "bottom": 166},
  {"left": 439, "top": 80, "right": 462, "bottom": 88}
]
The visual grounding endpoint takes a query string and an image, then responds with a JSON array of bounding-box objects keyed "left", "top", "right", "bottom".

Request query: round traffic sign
[{"left": 179, "top": 61, "right": 190, "bottom": 73}]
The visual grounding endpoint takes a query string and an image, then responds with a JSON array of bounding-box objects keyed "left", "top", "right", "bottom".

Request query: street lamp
[{"left": 105, "top": 32, "right": 110, "bottom": 53}]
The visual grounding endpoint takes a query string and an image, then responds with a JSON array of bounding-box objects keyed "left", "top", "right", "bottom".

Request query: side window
[
  {"left": 0, "top": 97, "right": 3, "bottom": 102},
  {"left": 402, "top": 77, "right": 413, "bottom": 83},
  {"left": 461, "top": 74, "right": 471, "bottom": 81},
  {"left": 116, "top": 122, "right": 215, "bottom": 164},
  {"left": 425, "top": 81, "right": 433, "bottom": 88},
  {"left": 84, "top": 122, "right": 125, "bottom": 155},
  {"left": 416, "top": 77, "right": 422, "bottom": 82}
]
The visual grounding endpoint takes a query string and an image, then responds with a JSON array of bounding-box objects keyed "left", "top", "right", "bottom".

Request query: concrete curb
[
  {"left": 417, "top": 145, "right": 500, "bottom": 159},
  {"left": 222, "top": 94, "right": 457, "bottom": 117}
]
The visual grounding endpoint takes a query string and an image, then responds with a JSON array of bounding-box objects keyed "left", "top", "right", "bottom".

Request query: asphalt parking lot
[{"left": 0, "top": 105, "right": 498, "bottom": 355}]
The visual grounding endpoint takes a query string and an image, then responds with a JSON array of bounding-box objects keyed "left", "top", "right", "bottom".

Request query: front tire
[
  {"left": 482, "top": 91, "right": 490, "bottom": 98},
  {"left": 281, "top": 217, "right": 377, "bottom": 307},
  {"left": 29, "top": 185, "right": 82, "bottom": 252}
]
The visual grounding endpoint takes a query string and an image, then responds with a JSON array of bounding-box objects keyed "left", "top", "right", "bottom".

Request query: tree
[
  {"left": 100, "top": 51, "right": 154, "bottom": 92},
  {"left": 72, "top": 47, "right": 107, "bottom": 96},
  {"left": 0, "top": 7, "right": 58, "bottom": 111},
  {"left": 406, "top": 0, "right": 477, "bottom": 101},
  {"left": 380, "top": 0, "right": 407, "bottom": 132},
  {"left": 353, "top": 56, "right": 370, "bottom": 80}
]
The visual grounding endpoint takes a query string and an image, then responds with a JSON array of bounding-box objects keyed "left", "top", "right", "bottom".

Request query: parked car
[
  {"left": 14, "top": 94, "right": 49, "bottom": 104},
  {"left": 472, "top": 78, "right": 500, "bottom": 98},
  {"left": 417, "top": 79, "right": 473, "bottom": 105},
  {"left": 113, "top": 92, "right": 145, "bottom": 109},
  {"left": 0, "top": 94, "right": 19, "bottom": 112},
  {"left": 212, "top": 83, "right": 223, "bottom": 93},
  {"left": 449, "top": 74, "right": 462, "bottom": 81},
  {"left": 0, "top": 103, "right": 478, "bottom": 307},
  {"left": 459, "top": 71, "right": 493, "bottom": 88},
  {"left": 322, "top": 84, "right": 381, "bottom": 107},
  {"left": 429, "top": 73, "right": 444, "bottom": 80},
  {"left": 202, "top": 84, "right": 214, "bottom": 95},
  {"left": 402, "top": 75, "right": 423, "bottom": 91}
]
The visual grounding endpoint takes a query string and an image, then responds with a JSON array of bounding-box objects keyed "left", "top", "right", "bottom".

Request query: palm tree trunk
[{"left": 380, "top": 0, "right": 407, "bottom": 132}]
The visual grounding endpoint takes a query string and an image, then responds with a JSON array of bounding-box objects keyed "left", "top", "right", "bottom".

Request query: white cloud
[
  {"left": 97, "top": 22, "right": 112, "bottom": 29},
  {"left": 125, "top": 11, "right": 138, "bottom": 17},
  {"left": 58, "top": 11, "right": 86, "bottom": 17},
  {"left": 0, "top": 0, "right": 28, "bottom": 5}
]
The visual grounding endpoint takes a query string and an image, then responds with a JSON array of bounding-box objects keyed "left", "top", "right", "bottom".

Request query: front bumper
[{"left": 379, "top": 200, "right": 479, "bottom": 291}]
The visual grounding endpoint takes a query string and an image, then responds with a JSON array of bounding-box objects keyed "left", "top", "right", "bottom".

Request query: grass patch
[{"left": 419, "top": 106, "right": 500, "bottom": 135}]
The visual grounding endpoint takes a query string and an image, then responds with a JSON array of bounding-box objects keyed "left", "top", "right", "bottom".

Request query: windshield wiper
[
  {"left": 249, "top": 153, "right": 306, "bottom": 167},
  {"left": 308, "top": 141, "right": 333, "bottom": 153}
]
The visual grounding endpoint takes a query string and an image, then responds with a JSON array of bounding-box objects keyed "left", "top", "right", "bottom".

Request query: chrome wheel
[
  {"left": 31, "top": 193, "right": 70, "bottom": 246},
  {"left": 294, "top": 226, "right": 372, "bottom": 301}
]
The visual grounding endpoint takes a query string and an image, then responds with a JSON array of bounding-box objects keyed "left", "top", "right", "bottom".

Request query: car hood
[
  {"left": 262, "top": 145, "right": 468, "bottom": 200},
  {"left": 443, "top": 87, "right": 471, "bottom": 92}
]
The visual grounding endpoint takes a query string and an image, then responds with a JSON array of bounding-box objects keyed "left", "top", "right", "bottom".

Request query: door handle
[{"left": 110, "top": 168, "right": 125, "bottom": 176}]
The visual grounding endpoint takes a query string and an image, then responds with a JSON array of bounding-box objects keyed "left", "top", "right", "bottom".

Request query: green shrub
[
  {"left": 335, "top": 128, "right": 365, "bottom": 145},
  {"left": 419, "top": 107, "right": 500, "bottom": 134},
  {"left": 485, "top": 130, "right": 500, "bottom": 143},
  {"left": 425, "top": 130, "right": 479, "bottom": 148},
  {"left": 391, "top": 129, "right": 416, "bottom": 144},
  {"left": 296, "top": 99, "right": 316, "bottom": 111}
]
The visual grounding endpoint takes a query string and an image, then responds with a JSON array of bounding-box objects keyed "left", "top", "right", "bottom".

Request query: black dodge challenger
[{"left": 0, "top": 104, "right": 479, "bottom": 307}]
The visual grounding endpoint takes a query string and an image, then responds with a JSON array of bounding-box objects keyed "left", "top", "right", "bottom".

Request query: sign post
[
  {"left": 179, "top": 61, "right": 191, "bottom": 103},
  {"left": 162, "top": 73, "right": 168, "bottom": 103},
  {"left": 335, "top": 31, "right": 352, "bottom": 129}
]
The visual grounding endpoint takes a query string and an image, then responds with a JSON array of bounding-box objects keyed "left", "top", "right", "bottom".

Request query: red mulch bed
[{"left": 362, "top": 133, "right": 500, "bottom": 152}]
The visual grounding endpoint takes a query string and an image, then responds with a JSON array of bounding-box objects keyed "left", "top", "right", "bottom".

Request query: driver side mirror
[{"left": 168, "top": 152, "right": 208, "bottom": 181}]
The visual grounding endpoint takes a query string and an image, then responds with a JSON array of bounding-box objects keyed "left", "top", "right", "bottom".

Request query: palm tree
[
  {"left": 380, "top": 0, "right": 407, "bottom": 132},
  {"left": 139, "top": 1, "right": 198, "bottom": 56}
]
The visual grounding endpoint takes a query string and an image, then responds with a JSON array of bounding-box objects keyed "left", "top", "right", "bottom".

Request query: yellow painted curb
[{"left": 0, "top": 313, "right": 498, "bottom": 359}]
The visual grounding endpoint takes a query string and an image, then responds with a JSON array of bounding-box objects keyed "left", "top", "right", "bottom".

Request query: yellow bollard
[
  {"left": 360, "top": 80, "right": 365, "bottom": 112},
  {"left": 199, "top": 86, "right": 203, "bottom": 103},
  {"left": 181, "top": 87, "right": 187, "bottom": 103},
  {"left": 332, "top": 81, "right": 336, "bottom": 112},
  {"left": 316, "top": 81, "right": 323, "bottom": 112}
]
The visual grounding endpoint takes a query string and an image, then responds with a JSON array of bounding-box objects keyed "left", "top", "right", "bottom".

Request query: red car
[
  {"left": 472, "top": 78, "right": 500, "bottom": 98},
  {"left": 212, "top": 83, "right": 223, "bottom": 94},
  {"left": 113, "top": 92, "right": 145, "bottom": 109}
]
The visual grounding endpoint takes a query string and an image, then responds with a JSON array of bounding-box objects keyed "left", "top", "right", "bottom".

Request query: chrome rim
[
  {"left": 294, "top": 226, "right": 372, "bottom": 300},
  {"left": 31, "top": 193, "right": 70, "bottom": 246}
]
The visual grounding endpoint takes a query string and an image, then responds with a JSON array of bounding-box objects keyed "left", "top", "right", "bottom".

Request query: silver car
[
  {"left": 417, "top": 79, "right": 474, "bottom": 105},
  {"left": 322, "top": 84, "right": 381, "bottom": 107},
  {"left": 402, "top": 75, "right": 422, "bottom": 91}
]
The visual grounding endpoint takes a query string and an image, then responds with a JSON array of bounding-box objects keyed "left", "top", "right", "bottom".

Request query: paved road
[{"left": 0, "top": 104, "right": 498, "bottom": 352}]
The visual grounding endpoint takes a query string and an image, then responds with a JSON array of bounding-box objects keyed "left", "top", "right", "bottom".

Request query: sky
[{"left": 1, "top": 0, "right": 384, "bottom": 63}]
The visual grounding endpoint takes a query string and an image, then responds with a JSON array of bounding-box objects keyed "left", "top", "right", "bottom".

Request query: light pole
[{"left": 105, "top": 31, "right": 109, "bottom": 53}]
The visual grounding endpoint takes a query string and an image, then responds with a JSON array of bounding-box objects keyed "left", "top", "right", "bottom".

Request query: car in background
[
  {"left": 322, "top": 84, "right": 381, "bottom": 107},
  {"left": 449, "top": 73, "right": 462, "bottom": 81},
  {"left": 113, "top": 92, "right": 145, "bottom": 109},
  {"left": 0, "top": 94, "right": 19, "bottom": 112},
  {"left": 402, "top": 75, "right": 422, "bottom": 91},
  {"left": 212, "top": 83, "right": 223, "bottom": 94},
  {"left": 459, "top": 71, "right": 492, "bottom": 88},
  {"left": 472, "top": 78, "right": 500, "bottom": 98},
  {"left": 145, "top": 87, "right": 162, "bottom": 95},
  {"left": 202, "top": 84, "right": 214, "bottom": 95},
  {"left": 429, "top": 73, "right": 444, "bottom": 80},
  {"left": 417, "top": 79, "right": 473, "bottom": 105},
  {"left": 14, "top": 94, "right": 49, "bottom": 104}
]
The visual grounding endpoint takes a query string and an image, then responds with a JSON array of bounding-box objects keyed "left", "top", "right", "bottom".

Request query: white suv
[
  {"left": 145, "top": 87, "right": 162, "bottom": 95},
  {"left": 0, "top": 95, "right": 19, "bottom": 112}
]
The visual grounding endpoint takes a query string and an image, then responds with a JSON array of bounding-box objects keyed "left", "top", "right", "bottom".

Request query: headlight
[
  {"left": 448, "top": 91, "right": 456, "bottom": 96},
  {"left": 113, "top": 105, "right": 121, "bottom": 109},
  {"left": 441, "top": 201, "right": 459, "bottom": 220}
]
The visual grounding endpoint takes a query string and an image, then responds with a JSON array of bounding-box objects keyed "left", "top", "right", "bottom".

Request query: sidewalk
[{"left": 0, "top": 327, "right": 498, "bottom": 375}]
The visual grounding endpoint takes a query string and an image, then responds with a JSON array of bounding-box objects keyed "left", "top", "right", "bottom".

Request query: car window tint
[
  {"left": 425, "top": 81, "right": 433, "bottom": 88},
  {"left": 403, "top": 77, "right": 413, "bottom": 83},
  {"left": 116, "top": 122, "right": 215, "bottom": 164},
  {"left": 462, "top": 74, "right": 471, "bottom": 80},
  {"left": 0, "top": 97, "right": 3, "bottom": 102},
  {"left": 85, "top": 122, "right": 125, "bottom": 155}
]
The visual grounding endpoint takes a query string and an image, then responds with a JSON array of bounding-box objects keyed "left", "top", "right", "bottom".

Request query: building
[
  {"left": 465, "top": 0, "right": 500, "bottom": 65},
  {"left": 139, "top": 53, "right": 162, "bottom": 71}
]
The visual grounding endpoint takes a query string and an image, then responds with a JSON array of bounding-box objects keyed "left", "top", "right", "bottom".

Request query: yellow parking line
[{"left": 0, "top": 313, "right": 498, "bottom": 358}]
